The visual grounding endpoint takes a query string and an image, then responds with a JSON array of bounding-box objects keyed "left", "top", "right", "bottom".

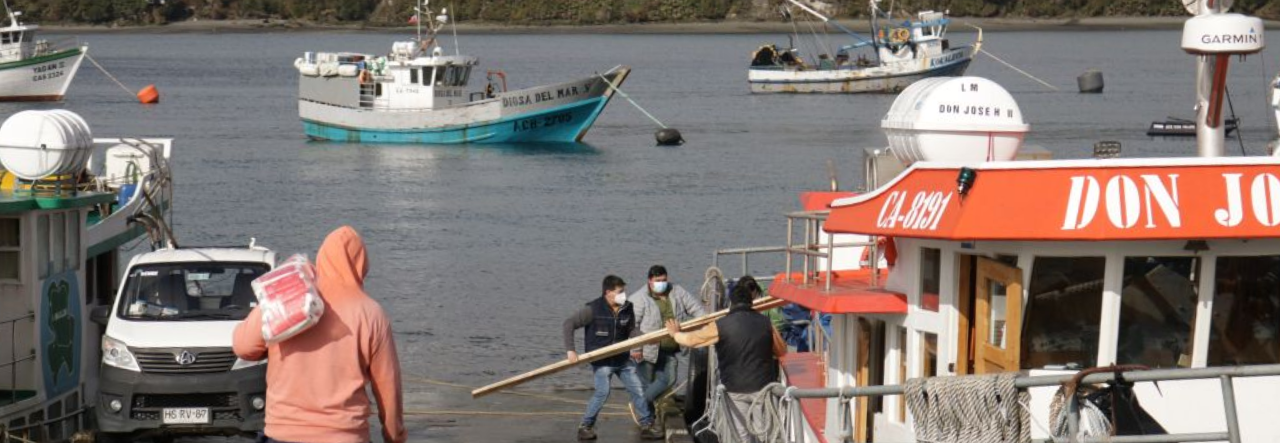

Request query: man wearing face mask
[
  {"left": 563, "top": 275, "right": 663, "bottom": 441},
  {"left": 630, "top": 265, "right": 707, "bottom": 419}
]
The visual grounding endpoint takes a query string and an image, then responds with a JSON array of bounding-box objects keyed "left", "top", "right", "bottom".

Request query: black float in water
[
  {"left": 655, "top": 128, "right": 684, "bottom": 146},
  {"left": 1078, "top": 69, "right": 1104, "bottom": 93}
]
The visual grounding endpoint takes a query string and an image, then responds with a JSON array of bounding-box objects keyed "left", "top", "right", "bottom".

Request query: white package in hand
[{"left": 250, "top": 254, "right": 325, "bottom": 344}]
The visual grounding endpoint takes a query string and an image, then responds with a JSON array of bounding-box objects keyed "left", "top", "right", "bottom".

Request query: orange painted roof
[
  {"left": 780, "top": 352, "right": 828, "bottom": 443},
  {"left": 801, "top": 191, "right": 858, "bottom": 212},
  {"left": 769, "top": 269, "right": 908, "bottom": 314},
  {"left": 824, "top": 158, "right": 1280, "bottom": 241}
]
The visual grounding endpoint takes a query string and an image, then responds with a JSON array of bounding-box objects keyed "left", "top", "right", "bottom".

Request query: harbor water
[{"left": 18, "top": 29, "right": 1280, "bottom": 441}]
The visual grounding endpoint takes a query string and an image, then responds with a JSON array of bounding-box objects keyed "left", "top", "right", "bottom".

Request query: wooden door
[
  {"left": 973, "top": 257, "right": 1024, "bottom": 374},
  {"left": 854, "top": 318, "right": 873, "bottom": 442}
]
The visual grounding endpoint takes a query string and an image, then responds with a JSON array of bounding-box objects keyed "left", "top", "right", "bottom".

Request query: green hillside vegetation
[{"left": 9, "top": 0, "right": 1280, "bottom": 26}]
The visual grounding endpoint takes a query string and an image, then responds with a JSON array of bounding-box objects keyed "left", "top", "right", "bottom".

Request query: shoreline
[{"left": 39, "top": 16, "right": 1242, "bottom": 35}]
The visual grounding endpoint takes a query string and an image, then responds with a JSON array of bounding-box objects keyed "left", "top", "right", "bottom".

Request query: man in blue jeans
[{"left": 563, "top": 275, "right": 663, "bottom": 440}]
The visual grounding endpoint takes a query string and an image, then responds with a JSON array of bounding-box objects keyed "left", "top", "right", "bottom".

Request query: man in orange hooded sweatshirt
[{"left": 233, "top": 226, "right": 407, "bottom": 443}]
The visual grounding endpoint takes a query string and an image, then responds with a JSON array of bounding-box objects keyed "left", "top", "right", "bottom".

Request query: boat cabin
[{"left": 296, "top": 44, "right": 482, "bottom": 112}]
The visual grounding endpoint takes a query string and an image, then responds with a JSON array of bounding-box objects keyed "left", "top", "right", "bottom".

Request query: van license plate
[{"left": 162, "top": 408, "right": 210, "bottom": 424}]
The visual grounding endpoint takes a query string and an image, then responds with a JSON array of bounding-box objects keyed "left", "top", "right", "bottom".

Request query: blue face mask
[{"left": 651, "top": 281, "right": 669, "bottom": 294}]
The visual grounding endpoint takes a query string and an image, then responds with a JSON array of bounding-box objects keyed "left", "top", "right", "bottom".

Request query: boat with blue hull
[{"left": 296, "top": 1, "right": 629, "bottom": 145}]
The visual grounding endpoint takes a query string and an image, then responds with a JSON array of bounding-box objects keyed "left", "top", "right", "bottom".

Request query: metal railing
[
  {"left": 0, "top": 37, "right": 81, "bottom": 63},
  {"left": 0, "top": 312, "right": 34, "bottom": 407},
  {"left": 712, "top": 211, "right": 878, "bottom": 291},
  {"left": 769, "top": 364, "right": 1280, "bottom": 443}
]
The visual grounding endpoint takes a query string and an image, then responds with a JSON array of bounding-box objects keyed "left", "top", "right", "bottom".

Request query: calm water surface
[{"left": 21, "top": 30, "right": 1280, "bottom": 391}]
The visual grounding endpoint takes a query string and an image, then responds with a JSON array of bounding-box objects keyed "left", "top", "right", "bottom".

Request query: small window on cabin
[
  {"left": 920, "top": 248, "right": 940, "bottom": 312},
  {"left": 0, "top": 218, "right": 18, "bottom": 281},
  {"left": 66, "top": 211, "right": 79, "bottom": 271},
  {"left": 1207, "top": 256, "right": 1280, "bottom": 365},
  {"left": 49, "top": 212, "right": 65, "bottom": 275},
  {"left": 409, "top": 68, "right": 418, "bottom": 84},
  {"left": 36, "top": 214, "right": 48, "bottom": 278},
  {"left": 434, "top": 67, "right": 446, "bottom": 85},
  {"left": 1022, "top": 256, "right": 1105, "bottom": 369},
  {"left": 1, "top": 33, "right": 10, "bottom": 44},
  {"left": 423, "top": 68, "right": 433, "bottom": 86},
  {"left": 921, "top": 332, "right": 938, "bottom": 377},
  {"left": 1117, "top": 256, "right": 1199, "bottom": 368}
]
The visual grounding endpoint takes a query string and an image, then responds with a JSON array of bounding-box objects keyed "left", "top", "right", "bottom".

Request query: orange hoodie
[{"left": 234, "top": 226, "right": 406, "bottom": 443}]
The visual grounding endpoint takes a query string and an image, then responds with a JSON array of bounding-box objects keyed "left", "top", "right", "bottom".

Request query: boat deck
[
  {"left": 770, "top": 269, "right": 907, "bottom": 314},
  {"left": 780, "top": 352, "right": 829, "bottom": 443}
]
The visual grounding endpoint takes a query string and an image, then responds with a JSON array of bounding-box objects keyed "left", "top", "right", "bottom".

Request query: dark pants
[
  {"left": 638, "top": 348, "right": 679, "bottom": 402},
  {"left": 261, "top": 435, "right": 368, "bottom": 443}
]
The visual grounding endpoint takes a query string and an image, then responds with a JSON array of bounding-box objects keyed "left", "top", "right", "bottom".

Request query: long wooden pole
[{"left": 470, "top": 296, "right": 787, "bottom": 398}]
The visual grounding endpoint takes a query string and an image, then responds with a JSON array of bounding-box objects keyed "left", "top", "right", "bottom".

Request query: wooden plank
[{"left": 471, "top": 296, "right": 788, "bottom": 398}]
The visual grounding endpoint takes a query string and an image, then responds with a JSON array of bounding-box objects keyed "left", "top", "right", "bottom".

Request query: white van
[{"left": 91, "top": 245, "right": 274, "bottom": 442}]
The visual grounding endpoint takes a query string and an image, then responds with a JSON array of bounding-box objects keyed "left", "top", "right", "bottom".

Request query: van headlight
[
  {"left": 101, "top": 335, "right": 140, "bottom": 372},
  {"left": 231, "top": 358, "right": 266, "bottom": 370}
]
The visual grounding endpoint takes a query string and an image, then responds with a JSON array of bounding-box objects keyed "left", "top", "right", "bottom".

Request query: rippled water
[{"left": 21, "top": 28, "right": 1280, "bottom": 391}]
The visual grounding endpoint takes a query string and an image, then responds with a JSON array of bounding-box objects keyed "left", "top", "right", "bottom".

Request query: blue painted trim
[{"left": 303, "top": 97, "right": 610, "bottom": 144}]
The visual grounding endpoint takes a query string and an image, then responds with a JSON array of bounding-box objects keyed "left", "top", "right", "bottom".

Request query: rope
[
  {"left": 403, "top": 374, "right": 626, "bottom": 411},
  {"left": 904, "top": 373, "right": 1030, "bottom": 443},
  {"left": 403, "top": 410, "right": 626, "bottom": 418},
  {"left": 1225, "top": 86, "right": 1248, "bottom": 156},
  {"left": 596, "top": 72, "right": 667, "bottom": 129},
  {"left": 977, "top": 48, "right": 1060, "bottom": 91},
  {"left": 698, "top": 383, "right": 790, "bottom": 443},
  {"left": 84, "top": 53, "right": 134, "bottom": 97}
]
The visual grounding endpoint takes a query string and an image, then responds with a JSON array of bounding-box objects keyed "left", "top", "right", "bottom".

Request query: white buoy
[{"left": 0, "top": 110, "right": 93, "bottom": 181}]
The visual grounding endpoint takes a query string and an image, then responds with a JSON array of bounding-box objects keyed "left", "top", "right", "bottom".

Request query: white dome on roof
[{"left": 0, "top": 110, "right": 93, "bottom": 181}]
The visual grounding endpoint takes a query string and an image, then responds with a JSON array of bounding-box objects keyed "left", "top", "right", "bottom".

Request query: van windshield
[{"left": 117, "top": 262, "right": 269, "bottom": 321}]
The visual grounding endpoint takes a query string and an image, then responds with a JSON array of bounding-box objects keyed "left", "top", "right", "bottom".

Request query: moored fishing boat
[
  {"left": 295, "top": 1, "right": 630, "bottom": 144},
  {"left": 687, "top": 2, "right": 1280, "bottom": 442},
  {"left": 0, "top": 4, "right": 86, "bottom": 102},
  {"left": 0, "top": 110, "right": 173, "bottom": 441},
  {"left": 748, "top": 0, "right": 979, "bottom": 94}
]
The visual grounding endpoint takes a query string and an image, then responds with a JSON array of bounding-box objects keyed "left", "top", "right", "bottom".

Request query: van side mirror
[{"left": 91, "top": 306, "right": 111, "bottom": 326}]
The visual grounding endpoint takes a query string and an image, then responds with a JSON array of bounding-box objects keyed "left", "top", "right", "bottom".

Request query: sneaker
[
  {"left": 628, "top": 402, "right": 641, "bottom": 426},
  {"left": 577, "top": 424, "right": 598, "bottom": 441},
  {"left": 640, "top": 423, "right": 664, "bottom": 440}
]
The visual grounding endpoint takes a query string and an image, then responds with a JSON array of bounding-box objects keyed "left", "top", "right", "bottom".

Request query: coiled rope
[
  {"left": 904, "top": 373, "right": 1030, "bottom": 443},
  {"left": 696, "top": 383, "right": 790, "bottom": 443},
  {"left": 700, "top": 266, "right": 725, "bottom": 308}
]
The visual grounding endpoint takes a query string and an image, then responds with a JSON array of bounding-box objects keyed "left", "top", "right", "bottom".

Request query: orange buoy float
[{"left": 136, "top": 84, "right": 159, "bottom": 104}]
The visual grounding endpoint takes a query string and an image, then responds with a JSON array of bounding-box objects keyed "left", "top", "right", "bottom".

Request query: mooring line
[{"left": 978, "top": 48, "right": 1060, "bottom": 91}]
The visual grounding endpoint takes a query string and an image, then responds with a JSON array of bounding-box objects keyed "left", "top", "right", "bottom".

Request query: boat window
[
  {"left": 1, "top": 33, "right": 10, "bottom": 45},
  {"left": 36, "top": 215, "right": 47, "bottom": 278},
  {"left": 409, "top": 68, "right": 418, "bottom": 84},
  {"left": 1207, "top": 256, "right": 1280, "bottom": 365},
  {"left": 1117, "top": 256, "right": 1199, "bottom": 368},
  {"left": 424, "top": 67, "right": 434, "bottom": 86},
  {"left": 1021, "top": 256, "right": 1105, "bottom": 369},
  {"left": 921, "top": 332, "right": 938, "bottom": 377},
  {"left": 117, "top": 262, "right": 270, "bottom": 321},
  {"left": 0, "top": 218, "right": 18, "bottom": 281},
  {"left": 920, "top": 248, "right": 940, "bottom": 312},
  {"left": 49, "top": 212, "right": 64, "bottom": 276},
  {"left": 66, "top": 211, "right": 78, "bottom": 271}
]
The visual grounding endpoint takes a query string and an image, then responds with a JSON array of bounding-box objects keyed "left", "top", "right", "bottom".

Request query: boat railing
[
  {"left": 0, "top": 36, "right": 79, "bottom": 63},
  {"left": 358, "top": 83, "right": 384, "bottom": 110},
  {"left": 712, "top": 210, "right": 879, "bottom": 291},
  {"left": 762, "top": 363, "right": 1280, "bottom": 443},
  {"left": 0, "top": 312, "right": 35, "bottom": 408}
]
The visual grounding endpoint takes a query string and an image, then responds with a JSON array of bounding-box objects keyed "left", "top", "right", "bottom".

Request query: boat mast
[
  {"left": 1193, "top": 0, "right": 1227, "bottom": 157},
  {"left": 784, "top": 0, "right": 879, "bottom": 64}
]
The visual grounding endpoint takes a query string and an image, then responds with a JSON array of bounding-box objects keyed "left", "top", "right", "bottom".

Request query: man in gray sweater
[{"left": 630, "top": 265, "right": 707, "bottom": 414}]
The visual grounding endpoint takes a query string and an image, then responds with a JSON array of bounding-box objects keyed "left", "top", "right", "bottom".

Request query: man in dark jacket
[
  {"left": 564, "top": 275, "right": 662, "bottom": 440},
  {"left": 667, "top": 276, "right": 786, "bottom": 443}
]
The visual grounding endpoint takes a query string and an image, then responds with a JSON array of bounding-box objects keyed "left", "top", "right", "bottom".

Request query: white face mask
[
  {"left": 613, "top": 291, "right": 627, "bottom": 306},
  {"left": 651, "top": 281, "right": 669, "bottom": 294}
]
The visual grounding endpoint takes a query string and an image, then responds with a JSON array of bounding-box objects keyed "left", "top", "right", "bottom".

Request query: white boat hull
[
  {"left": 748, "top": 47, "right": 974, "bottom": 94},
  {"left": 0, "top": 46, "right": 85, "bottom": 101}
]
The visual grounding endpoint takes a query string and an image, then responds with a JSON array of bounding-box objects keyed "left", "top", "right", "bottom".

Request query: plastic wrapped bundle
[{"left": 250, "top": 254, "right": 325, "bottom": 344}]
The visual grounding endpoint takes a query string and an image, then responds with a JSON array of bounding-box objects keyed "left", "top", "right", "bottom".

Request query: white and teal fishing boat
[
  {"left": 0, "top": 3, "right": 86, "bottom": 102},
  {"left": 748, "top": 0, "right": 979, "bottom": 94},
  {"left": 1, "top": 110, "right": 173, "bottom": 441},
  {"left": 295, "top": 1, "right": 630, "bottom": 144}
]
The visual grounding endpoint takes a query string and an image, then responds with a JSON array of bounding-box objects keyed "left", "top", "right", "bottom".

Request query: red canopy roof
[{"left": 824, "top": 158, "right": 1280, "bottom": 241}]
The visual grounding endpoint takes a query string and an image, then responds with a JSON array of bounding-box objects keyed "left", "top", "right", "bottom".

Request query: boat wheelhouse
[
  {"left": 0, "top": 5, "right": 86, "bottom": 102},
  {"left": 748, "top": 0, "right": 979, "bottom": 94},
  {"left": 296, "top": 1, "right": 630, "bottom": 144},
  {"left": 1, "top": 110, "right": 173, "bottom": 441},
  {"left": 697, "top": 4, "right": 1280, "bottom": 442}
]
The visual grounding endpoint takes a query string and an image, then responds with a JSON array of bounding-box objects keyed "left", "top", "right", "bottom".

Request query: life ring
[
  {"left": 890, "top": 28, "right": 910, "bottom": 43},
  {"left": 859, "top": 236, "right": 898, "bottom": 268}
]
